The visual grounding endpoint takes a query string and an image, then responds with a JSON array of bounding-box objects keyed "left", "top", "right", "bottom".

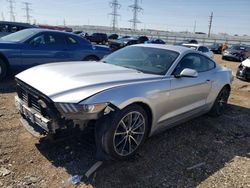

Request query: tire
[
  {"left": 83, "top": 56, "right": 99, "bottom": 61},
  {"left": 209, "top": 86, "right": 230, "bottom": 117},
  {"left": 0, "top": 59, "right": 7, "bottom": 81},
  {"left": 96, "top": 104, "right": 149, "bottom": 160}
]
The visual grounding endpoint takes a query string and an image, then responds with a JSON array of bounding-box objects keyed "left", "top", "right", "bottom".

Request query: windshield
[
  {"left": 230, "top": 45, "right": 246, "bottom": 51},
  {"left": 0, "top": 29, "right": 38, "bottom": 42},
  {"left": 102, "top": 46, "right": 179, "bottom": 75}
]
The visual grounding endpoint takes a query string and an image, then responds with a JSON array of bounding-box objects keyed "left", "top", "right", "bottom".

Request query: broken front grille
[{"left": 17, "top": 85, "right": 42, "bottom": 114}]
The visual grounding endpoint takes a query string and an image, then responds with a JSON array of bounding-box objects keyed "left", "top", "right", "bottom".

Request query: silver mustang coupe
[{"left": 15, "top": 44, "right": 233, "bottom": 160}]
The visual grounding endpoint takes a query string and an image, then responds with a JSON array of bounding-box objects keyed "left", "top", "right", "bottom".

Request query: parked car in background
[
  {"left": 137, "top": 36, "right": 149, "bottom": 44},
  {"left": 236, "top": 57, "right": 250, "bottom": 81},
  {"left": 0, "top": 29, "right": 111, "bottom": 80},
  {"left": 209, "top": 43, "right": 222, "bottom": 54},
  {"left": 109, "top": 37, "right": 138, "bottom": 51},
  {"left": 145, "top": 38, "right": 166, "bottom": 44},
  {"left": 38, "top": 24, "right": 73, "bottom": 32},
  {"left": 15, "top": 44, "right": 232, "bottom": 160},
  {"left": 108, "top": 34, "right": 119, "bottom": 40},
  {"left": 182, "top": 44, "right": 214, "bottom": 59},
  {"left": 222, "top": 44, "right": 250, "bottom": 62},
  {"left": 175, "top": 39, "right": 198, "bottom": 46},
  {"left": 85, "top": 33, "right": 108, "bottom": 44},
  {"left": 0, "top": 21, "right": 37, "bottom": 37}
]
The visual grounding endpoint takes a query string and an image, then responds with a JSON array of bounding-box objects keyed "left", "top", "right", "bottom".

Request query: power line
[
  {"left": 23, "top": 2, "right": 32, "bottom": 23},
  {"left": 108, "top": 0, "right": 121, "bottom": 31},
  {"left": 6, "top": 0, "right": 15, "bottom": 22},
  {"left": 208, "top": 12, "right": 213, "bottom": 37},
  {"left": 128, "top": 0, "right": 143, "bottom": 31}
]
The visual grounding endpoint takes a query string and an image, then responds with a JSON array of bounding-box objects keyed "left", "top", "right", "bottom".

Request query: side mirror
[{"left": 175, "top": 68, "right": 198, "bottom": 78}]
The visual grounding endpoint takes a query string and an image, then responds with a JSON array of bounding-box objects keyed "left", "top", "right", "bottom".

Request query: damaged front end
[{"left": 15, "top": 79, "right": 114, "bottom": 138}]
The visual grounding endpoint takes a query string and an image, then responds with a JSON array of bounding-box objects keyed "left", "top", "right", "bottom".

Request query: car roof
[
  {"left": 182, "top": 43, "right": 202, "bottom": 47},
  {"left": 25, "top": 28, "right": 76, "bottom": 35},
  {"left": 134, "top": 44, "right": 194, "bottom": 53}
]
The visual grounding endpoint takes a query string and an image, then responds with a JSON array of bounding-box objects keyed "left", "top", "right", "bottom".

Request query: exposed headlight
[{"left": 55, "top": 103, "right": 108, "bottom": 114}]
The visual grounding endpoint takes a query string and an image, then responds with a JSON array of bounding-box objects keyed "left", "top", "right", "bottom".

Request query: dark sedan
[
  {"left": 109, "top": 37, "right": 138, "bottom": 51},
  {"left": 209, "top": 43, "right": 222, "bottom": 54},
  {"left": 0, "top": 29, "right": 111, "bottom": 80},
  {"left": 222, "top": 45, "right": 250, "bottom": 62}
]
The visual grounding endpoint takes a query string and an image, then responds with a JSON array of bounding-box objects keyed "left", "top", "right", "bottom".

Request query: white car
[
  {"left": 236, "top": 57, "right": 250, "bottom": 81},
  {"left": 182, "top": 44, "right": 214, "bottom": 59}
]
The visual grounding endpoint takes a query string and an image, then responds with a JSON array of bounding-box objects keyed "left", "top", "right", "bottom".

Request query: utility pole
[
  {"left": 63, "top": 18, "right": 66, "bottom": 26},
  {"left": 23, "top": 2, "right": 32, "bottom": 23},
  {"left": 193, "top": 20, "right": 196, "bottom": 34},
  {"left": 109, "top": 0, "right": 121, "bottom": 31},
  {"left": 1, "top": 12, "right": 5, "bottom": 21},
  {"left": 208, "top": 12, "right": 213, "bottom": 37},
  {"left": 6, "top": 0, "right": 15, "bottom": 22},
  {"left": 129, "top": 0, "right": 143, "bottom": 31}
]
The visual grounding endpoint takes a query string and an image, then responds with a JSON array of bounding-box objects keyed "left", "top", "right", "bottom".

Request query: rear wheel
[
  {"left": 209, "top": 86, "right": 230, "bottom": 117},
  {"left": 96, "top": 104, "right": 149, "bottom": 160},
  {"left": 0, "top": 59, "right": 7, "bottom": 81}
]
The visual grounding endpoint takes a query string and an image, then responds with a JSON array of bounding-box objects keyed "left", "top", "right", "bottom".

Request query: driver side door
[
  {"left": 162, "top": 53, "right": 215, "bottom": 125},
  {"left": 21, "top": 32, "right": 69, "bottom": 68}
]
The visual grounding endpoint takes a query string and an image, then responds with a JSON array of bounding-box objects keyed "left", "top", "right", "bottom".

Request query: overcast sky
[{"left": 0, "top": 0, "right": 249, "bottom": 35}]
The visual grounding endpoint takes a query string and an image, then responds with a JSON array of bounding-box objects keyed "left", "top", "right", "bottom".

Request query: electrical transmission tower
[
  {"left": 129, "top": 0, "right": 143, "bottom": 31},
  {"left": 23, "top": 2, "right": 32, "bottom": 23},
  {"left": 208, "top": 12, "right": 213, "bottom": 37},
  {"left": 109, "top": 0, "right": 121, "bottom": 31},
  {"left": 6, "top": 0, "right": 15, "bottom": 22}
]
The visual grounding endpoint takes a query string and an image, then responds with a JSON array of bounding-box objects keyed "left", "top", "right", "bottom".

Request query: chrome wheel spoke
[
  {"left": 130, "top": 135, "right": 139, "bottom": 146},
  {"left": 120, "top": 120, "right": 127, "bottom": 131},
  {"left": 128, "top": 136, "right": 132, "bottom": 153},
  {"left": 127, "top": 113, "right": 133, "bottom": 128},
  {"left": 132, "top": 131, "right": 144, "bottom": 135},
  {"left": 121, "top": 136, "right": 128, "bottom": 154},
  {"left": 131, "top": 114, "right": 140, "bottom": 130},
  {"left": 115, "top": 135, "right": 127, "bottom": 147},
  {"left": 132, "top": 122, "right": 144, "bottom": 131},
  {"left": 115, "top": 131, "right": 127, "bottom": 136}
]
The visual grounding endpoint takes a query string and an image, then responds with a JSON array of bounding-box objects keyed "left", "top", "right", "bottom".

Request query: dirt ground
[{"left": 0, "top": 54, "right": 250, "bottom": 188}]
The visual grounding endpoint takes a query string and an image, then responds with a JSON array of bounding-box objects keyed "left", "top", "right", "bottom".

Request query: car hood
[
  {"left": 0, "top": 41, "right": 22, "bottom": 49},
  {"left": 242, "top": 58, "right": 250, "bottom": 67},
  {"left": 16, "top": 62, "right": 160, "bottom": 103}
]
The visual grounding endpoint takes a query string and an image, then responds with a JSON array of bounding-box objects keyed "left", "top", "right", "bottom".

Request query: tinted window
[
  {"left": 103, "top": 46, "right": 179, "bottom": 75},
  {"left": 66, "top": 36, "right": 78, "bottom": 45},
  {"left": 31, "top": 33, "right": 65, "bottom": 45},
  {"left": 174, "top": 53, "right": 215, "bottom": 74},
  {"left": 198, "top": 46, "right": 209, "bottom": 53}
]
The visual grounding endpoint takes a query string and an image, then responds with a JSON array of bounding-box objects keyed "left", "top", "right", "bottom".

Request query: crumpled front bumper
[{"left": 15, "top": 96, "right": 51, "bottom": 137}]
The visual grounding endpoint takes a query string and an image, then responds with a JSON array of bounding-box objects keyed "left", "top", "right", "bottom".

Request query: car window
[
  {"left": 198, "top": 46, "right": 209, "bottom": 53},
  {"left": 173, "top": 53, "right": 215, "bottom": 74},
  {"left": 66, "top": 36, "right": 78, "bottom": 45},
  {"left": 103, "top": 46, "right": 179, "bottom": 75},
  {"left": 30, "top": 33, "right": 65, "bottom": 45}
]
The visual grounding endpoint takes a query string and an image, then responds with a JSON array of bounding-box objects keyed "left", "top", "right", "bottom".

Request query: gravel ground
[{"left": 0, "top": 54, "right": 250, "bottom": 188}]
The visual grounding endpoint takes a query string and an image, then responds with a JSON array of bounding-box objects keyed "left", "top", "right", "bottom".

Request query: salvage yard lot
[{"left": 0, "top": 54, "right": 250, "bottom": 188}]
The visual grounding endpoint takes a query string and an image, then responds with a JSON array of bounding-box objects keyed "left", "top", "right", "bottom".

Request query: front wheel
[
  {"left": 96, "top": 104, "right": 149, "bottom": 160},
  {"left": 0, "top": 59, "right": 7, "bottom": 81},
  {"left": 209, "top": 86, "right": 230, "bottom": 117}
]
